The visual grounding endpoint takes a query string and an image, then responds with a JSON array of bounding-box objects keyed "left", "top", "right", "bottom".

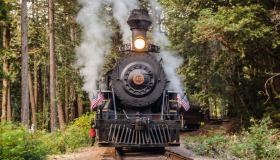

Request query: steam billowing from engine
[
  {"left": 112, "top": 0, "right": 139, "bottom": 43},
  {"left": 149, "top": 0, "right": 184, "bottom": 93},
  {"left": 76, "top": 0, "right": 184, "bottom": 98}
]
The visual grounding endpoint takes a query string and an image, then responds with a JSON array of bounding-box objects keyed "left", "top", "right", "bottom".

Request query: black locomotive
[{"left": 95, "top": 9, "right": 180, "bottom": 148}]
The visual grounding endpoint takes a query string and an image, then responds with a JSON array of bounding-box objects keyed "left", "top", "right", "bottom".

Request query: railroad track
[{"left": 101, "top": 147, "right": 193, "bottom": 160}]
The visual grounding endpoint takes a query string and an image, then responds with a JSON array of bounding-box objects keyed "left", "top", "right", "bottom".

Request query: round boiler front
[{"left": 111, "top": 53, "right": 166, "bottom": 107}]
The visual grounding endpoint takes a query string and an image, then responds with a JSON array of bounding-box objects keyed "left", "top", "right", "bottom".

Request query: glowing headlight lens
[{"left": 134, "top": 38, "right": 146, "bottom": 50}]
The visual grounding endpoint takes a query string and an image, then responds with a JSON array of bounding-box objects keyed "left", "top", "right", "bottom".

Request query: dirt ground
[
  {"left": 48, "top": 146, "right": 107, "bottom": 160},
  {"left": 48, "top": 145, "right": 215, "bottom": 160}
]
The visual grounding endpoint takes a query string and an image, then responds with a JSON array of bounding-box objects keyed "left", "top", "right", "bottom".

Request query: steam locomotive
[{"left": 95, "top": 9, "right": 180, "bottom": 148}]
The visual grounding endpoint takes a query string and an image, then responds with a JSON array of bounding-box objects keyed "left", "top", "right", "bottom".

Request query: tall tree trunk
[
  {"left": 7, "top": 83, "right": 11, "bottom": 121},
  {"left": 49, "top": 0, "right": 56, "bottom": 132},
  {"left": 42, "top": 64, "right": 48, "bottom": 128},
  {"left": 37, "top": 66, "right": 43, "bottom": 113},
  {"left": 21, "top": 0, "right": 29, "bottom": 126},
  {"left": 64, "top": 83, "right": 69, "bottom": 123},
  {"left": 70, "top": 24, "right": 75, "bottom": 43},
  {"left": 77, "top": 96, "right": 83, "bottom": 117},
  {"left": 0, "top": 26, "right": 2, "bottom": 48},
  {"left": 1, "top": 23, "right": 11, "bottom": 122},
  {"left": 29, "top": 72, "right": 37, "bottom": 129},
  {"left": 0, "top": 28, "right": 2, "bottom": 112},
  {"left": 1, "top": 61, "right": 8, "bottom": 122},
  {"left": 69, "top": 86, "right": 75, "bottom": 121},
  {"left": 67, "top": 16, "right": 76, "bottom": 121},
  {"left": 5, "top": 24, "right": 11, "bottom": 121},
  {"left": 57, "top": 99, "right": 65, "bottom": 130},
  {"left": 34, "top": 65, "right": 38, "bottom": 110},
  {"left": 70, "top": 15, "right": 76, "bottom": 44}
]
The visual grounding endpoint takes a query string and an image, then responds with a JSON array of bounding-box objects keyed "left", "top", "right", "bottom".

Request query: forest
[{"left": 0, "top": 0, "right": 280, "bottom": 159}]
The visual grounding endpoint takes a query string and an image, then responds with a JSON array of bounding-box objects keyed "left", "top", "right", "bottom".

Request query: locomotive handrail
[
  {"left": 96, "top": 90, "right": 112, "bottom": 93},
  {"left": 96, "top": 113, "right": 179, "bottom": 116},
  {"left": 96, "top": 90, "right": 187, "bottom": 94},
  {"left": 113, "top": 113, "right": 178, "bottom": 116},
  {"left": 96, "top": 90, "right": 186, "bottom": 93},
  {"left": 111, "top": 88, "right": 117, "bottom": 120},
  {"left": 97, "top": 113, "right": 180, "bottom": 120},
  {"left": 122, "top": 109, "right": 129, "bottom": 119},
  {"left": 167, "top": 90, "right": 186, "bottom": 94},
  {"left": 161, "top": 90, "right": 166, "bottom": 120}
]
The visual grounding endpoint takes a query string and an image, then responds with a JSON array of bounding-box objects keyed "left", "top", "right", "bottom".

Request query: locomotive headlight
[{"left": 134, "top": 38, "right": 146, "bottom": 50}]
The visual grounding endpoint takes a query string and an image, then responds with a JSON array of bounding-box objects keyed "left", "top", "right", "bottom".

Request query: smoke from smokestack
[
  {"left": 76, "top": 0, "right": 184, "bottom": 98},
  {"left": 112, "top": 0, "right": 139, "bottom": 43},
  {"left": 76, "top": 0, "right": 112, "bottom": 98},
  {"left": 76, "top": 0, "right": 140, "bottom": 98},
  {"left": 149, "top": 0, "right": 184, "bottom": 93}
]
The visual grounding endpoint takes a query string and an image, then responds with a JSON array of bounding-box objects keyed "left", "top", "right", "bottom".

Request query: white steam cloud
[
  {"left": 149, "top": 0, "right": 184, "bottom": 93},
  {"left": 76, "top": 0, "right": 140, "bottom": 98},
  {"left": 112, "top": 0, "right": 139, "bottom": 43},
  {"left": 76, "top": 0, "right": 112, "bottom": 98},
  {"left": 76, "top": 0, "right": 184, "bottom": 98}
]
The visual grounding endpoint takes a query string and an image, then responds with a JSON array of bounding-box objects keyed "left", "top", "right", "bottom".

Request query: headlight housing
[{"left": 134, "top": 37, "right": 146, "bottom": 50}]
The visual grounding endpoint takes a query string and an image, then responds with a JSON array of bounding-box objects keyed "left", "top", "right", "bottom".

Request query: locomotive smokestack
[
  {"left": 127, "top": 9, "right": 152, "bottom": 52},
  {"left": 127, "top": 9, "right": 151, "bottom": 37}
]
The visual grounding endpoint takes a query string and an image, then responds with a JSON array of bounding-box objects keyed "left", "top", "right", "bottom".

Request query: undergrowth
[
  {"left": 0, "top": 112, "right": 95, "bottom": 160},
  {"left": 185, "top": 117, "right": 280, "bottom": 160}
]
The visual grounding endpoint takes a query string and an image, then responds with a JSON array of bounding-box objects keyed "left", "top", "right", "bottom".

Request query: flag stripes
[
  {"left": 177, "top": 94, "right": 190, "bottom": 111},
  {"left": 91, "top": 92, "right": 105, "bottom": 109}
]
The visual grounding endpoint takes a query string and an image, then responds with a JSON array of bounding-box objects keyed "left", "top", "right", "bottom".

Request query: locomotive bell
[{"left": 127, "top": 9, "right": 151, "bottom": 52}]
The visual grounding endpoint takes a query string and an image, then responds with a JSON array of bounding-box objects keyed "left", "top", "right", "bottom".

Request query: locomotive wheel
[{"left": 111, "top": 53, "right": 166, "bottom": 107}]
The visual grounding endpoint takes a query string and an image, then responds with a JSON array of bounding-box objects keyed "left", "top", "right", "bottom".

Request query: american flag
[
  {"left": 177, "top": 94, "right": 190, "bottom": 111},
  {"left": 91, "top": 92, "right": 105, "bottom": 109}
]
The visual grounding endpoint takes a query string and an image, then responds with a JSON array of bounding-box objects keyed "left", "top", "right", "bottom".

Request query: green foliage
[
  {"left": 38, "top": 112, "right": 95, "bottom": 154},
  {"left": 230, "top": 117, "right": 280, "bottom": 159},
  {"left": 0, "top": 113, "right": 95, "bottom": 159},
  {"left": 62, "top": 112, "right": 94, "bottom": 151},
  {"left": 0, "top": 123, "right": 49, "bottom": 160},
  {"left": 71, "top": 112, "right": 95, "bottom": 129},
  {"left": 160, "top": 0, "right": 280, "bottom": 121},
  {"left": 185, "top": 134, "right": 229, "bottom": 158},
  {"left": 185, "top": 117, "right": 280, "bottom": 159},
  {"left": 0, "top": 1, "right": 7, "bottom": 24}
]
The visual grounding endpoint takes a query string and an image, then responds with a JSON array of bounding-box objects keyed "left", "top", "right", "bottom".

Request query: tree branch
[{"left": 264, "top": 72, "right": 280, "bottom": 104}]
